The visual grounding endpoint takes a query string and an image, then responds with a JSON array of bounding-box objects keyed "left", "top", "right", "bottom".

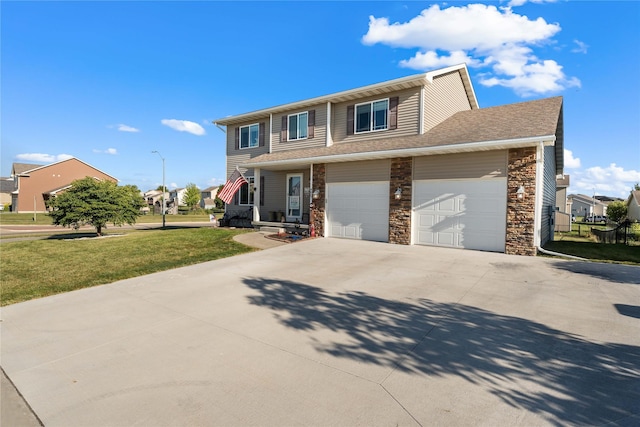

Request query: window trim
[
  {"left": 238, "top": 176, "right": 255, "bottom": 206},
  {"left": 354, "top": 98, "right": 389, "bottom": 134},
  {"left": 287, "top": 111, "right": 309, "bottom": 141},
  {"left": 239, "top": 123, "right": 260, "bottom": 149}
]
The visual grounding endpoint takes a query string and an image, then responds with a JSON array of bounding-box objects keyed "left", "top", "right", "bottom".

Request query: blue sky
[{"left": 2, "top": 1, "right": 639, "bottom": 198}]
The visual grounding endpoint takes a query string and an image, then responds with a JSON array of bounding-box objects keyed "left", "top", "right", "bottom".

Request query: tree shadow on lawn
[{"left": 243, "top": 277, "right": 640, "bottom": 426}]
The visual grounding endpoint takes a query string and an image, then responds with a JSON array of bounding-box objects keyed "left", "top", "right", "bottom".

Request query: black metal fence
[{"left": 591, "top": 220, "right": 633, "bottom": 244}]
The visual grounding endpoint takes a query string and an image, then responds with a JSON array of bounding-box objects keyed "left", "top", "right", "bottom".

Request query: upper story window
[
  {"left": 281, "top": 110, "right": 315, "bottom": 142},
  {"left": 347, "top": 96, "right": 398, "bottom": 136},
  {"left": 288, "top": 112, "right": 308, "bottom": 141},
  {"left": 240, "top": 124, "right": 260, "bottom": 149},
  {"left": 356, "top": 99, "right": 388, "bottom": 133},
  {"left": 234, "top": 122, "right": 265, "bottom": 150}
]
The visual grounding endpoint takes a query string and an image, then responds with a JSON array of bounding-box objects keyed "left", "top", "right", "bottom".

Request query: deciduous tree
[
  {"left": 183, "top": 183, "right": 201, "bottom": 211},
  {"left": 46, "top": 177, "right": 145, "bottom": 236},
  {"left": 606, "top": 200, "right": 627, "bottom": 223}
]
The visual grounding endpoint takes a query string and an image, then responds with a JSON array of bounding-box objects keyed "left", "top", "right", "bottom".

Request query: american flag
[{"left": 218, "top": 168, "right": 248, "bottom": 204}]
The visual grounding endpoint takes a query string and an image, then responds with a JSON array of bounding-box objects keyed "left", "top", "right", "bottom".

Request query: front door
[{"left": 286, "top": 173, "right": 303, "bottom": 222}]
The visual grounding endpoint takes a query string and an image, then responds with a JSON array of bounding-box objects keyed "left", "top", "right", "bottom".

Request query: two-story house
[
  {"left": 214, "top": 64, "right": 564, "bottom": 256},
  {"left": 200, "top": 186, "right": 219, "bottom": 210},
  {"left": 10, "top": 158, "right": 118, "bottom": 213}
]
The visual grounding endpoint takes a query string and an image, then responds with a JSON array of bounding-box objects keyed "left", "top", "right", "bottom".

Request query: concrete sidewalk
[{"left": 1, "top": 239, "right": 639, "bottom": 426}]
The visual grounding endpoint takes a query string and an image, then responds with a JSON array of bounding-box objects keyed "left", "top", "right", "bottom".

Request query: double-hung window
[
  {"left": 288, "top": 112, "right": 308, "bottom": 141},
  {"left": 239, "top": 124, "right": 260, "bottom": 149},
  {"left": 238, "top": 177, "right": 255, "bottom": 205},
  {"left": 355, "top": 99, "right": 389, "bottom": 133}
]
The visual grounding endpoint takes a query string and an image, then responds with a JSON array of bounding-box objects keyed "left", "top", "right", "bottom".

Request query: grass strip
[
  {"left": 0, "top": 228, "right": 255, "bottom": 306},
  {"left": 543, "top": 240, "right": 640, "bottom": 265}
]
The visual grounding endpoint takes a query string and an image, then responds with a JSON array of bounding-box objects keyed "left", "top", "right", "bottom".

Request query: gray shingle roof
[{"left": 11, "top": 163, "right": 44, "bottom": 175}]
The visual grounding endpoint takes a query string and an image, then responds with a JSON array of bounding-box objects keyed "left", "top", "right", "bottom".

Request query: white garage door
[
  {"left": 413, "top": 179, "right": 507, "bottom": 252},
  {"left": 326, "top": 182, "right": 389, "bottom": 242}
]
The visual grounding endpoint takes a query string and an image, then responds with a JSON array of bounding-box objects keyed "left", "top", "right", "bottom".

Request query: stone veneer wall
[
  {"left": 506, "top": 147, "right": 537, "bottom": 256},
  {"left": 311, "top": 163, "right": 326, "bottom": 237},
  {"left": 389, "top": 157, "right": 412, "bottom": 244}
]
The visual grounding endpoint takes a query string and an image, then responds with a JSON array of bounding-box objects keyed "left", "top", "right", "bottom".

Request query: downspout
[
  {"left": 534, "top": 141, "right": 545, "bottom": 248},
  {"left": 536, "top": 245, "right": 587, "bottom": 261},
  {"left": 269, "top": 114, "right": 273, "bottom": 153}
]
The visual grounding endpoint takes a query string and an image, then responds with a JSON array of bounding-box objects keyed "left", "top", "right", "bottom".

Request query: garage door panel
[
  {"left": 327, "top": 182, "right": 389, "bottom": 242},
  {"left": 413, "top": 179, "right": 506, "bottom": 252}
]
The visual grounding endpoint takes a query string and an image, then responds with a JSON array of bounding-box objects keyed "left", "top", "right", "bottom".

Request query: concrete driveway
[{"left": 1, "top": 239, "right": 639, "bottom": 426}]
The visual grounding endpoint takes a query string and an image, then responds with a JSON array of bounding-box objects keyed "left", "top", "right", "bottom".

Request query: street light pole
[{"left": 151, "top": 151, "right": 166, "bottom": 229}]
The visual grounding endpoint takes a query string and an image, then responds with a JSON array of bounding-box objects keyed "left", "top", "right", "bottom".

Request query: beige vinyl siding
[
  {"left": 272, "top": 104, "right": 327, "bottom": 152},
  {"left": 540, "top": 145, "right": 557, "bottom": 246},
  {"left": 413, "top": 150, "right": 507, "bottom": 181},
  {"left": 332, "top": 88, "right": 420, "bottom": 144},
  {"left": 228, "top": 169, "right": 310, "bottom": 221},
  {"left": 226, "top": 120, "right": 270, "bottom": 177},
  {"left": 424, "top": 71, "right": 472, "bottom": 132},
  {"left": 260, "top": 170, "right": 285, "bottom": 219},
  {"left": 326, "top": 159, "right": 390, "bottom": 183}
]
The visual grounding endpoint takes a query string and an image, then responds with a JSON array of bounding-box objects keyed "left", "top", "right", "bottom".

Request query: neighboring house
[
  {"left": 0, "top": 177, "right": 14, "bottom": 209},
  {"left": 10, "top": 158, "right": 117, "bottom": 213},
  {"left": 200, "top": 186, "right": 219, "bottom": 209},
  {"left": 169, "top": 188, "right": 187, "bottom": 207},
  {"left": 627, "top": 190, "right": 640, "bottom": 221},
  {"left": 569, "top": 194, "right": 607, "bottom": 218},
  {"left": 143, "top": 189, "right": 169, "bottom": 213},
  {"left": 213, "top": 63, "right": 564, "bottom": 256},
  {"left": 555, "top": 175, "right": 571, "bottom": 232}
]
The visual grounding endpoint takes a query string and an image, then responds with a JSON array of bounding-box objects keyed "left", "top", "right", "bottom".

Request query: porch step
[{"left": 260, "top": 226, "right": 286, "bottom": 234}]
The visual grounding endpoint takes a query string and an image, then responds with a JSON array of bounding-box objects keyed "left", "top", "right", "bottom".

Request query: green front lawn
[
  {"left": 0, "top": 228, "right": 254, "bottom": 306},
  {"left": 0, "top": 212, "right": 213, "bottom": 225}
]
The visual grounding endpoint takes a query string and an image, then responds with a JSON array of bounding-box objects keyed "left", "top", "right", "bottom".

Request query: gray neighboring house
[
  {"left": 0, "top": 176, "right": 14, "bottom": 209},
  {"left": 568, "top": 194, "right": 607, "bottom": 218},
  {"left": 200, "top": 186, "right": 219, "bottom": 209},
  {"left": 214, "top": 63, "right": 565, "bottom": 256}
]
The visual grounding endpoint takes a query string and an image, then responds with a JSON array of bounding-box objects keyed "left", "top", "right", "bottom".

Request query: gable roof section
[
  {"left": 243, "top": 96, "right": 563, "bottom": 170},
  {"left": 569, "top": 194, "right": 607, "bottom": 206},
  {"left": 628, "top": 190, "right": 640, "bottom": 206},
  {"left": 214, "top": 64, "right": 478, "bottom": 127},
  {"left": 0, "top": 177, "right": 14, "bottom": 193},
  {"left": 12, "top": 158, "right": 118, "bottom": 182},
  {"left": 11, "top": 163, "right": 44, "bottom": 176}
]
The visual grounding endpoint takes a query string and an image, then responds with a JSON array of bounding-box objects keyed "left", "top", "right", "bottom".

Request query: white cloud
[
  {"left": 480, "top": 60, "right": 581, "bottom": 97},
  {"left": 571, "top": 39, "right": 588, "bottom": 54},
  {"left": 108, "top": 124, "right": 140, "bottom": 132},
  {"left": 507, "top": 0, "right": 558, "bottom": 7},
  {"left": 564, "top": 149, "right": 581, "bottom": 169},
  {"left": 16, "top": 153, "right": 74, "bottom": 163},
  {"left": 169, "top": 182, "right": 178, "bottom": 189},
  {"left": 362, "top": 4, "right": 580, "bottom": 96},
  {"left": 161, "top": 119, "right": 206, "bottom": 136},
  {"left": 93, "top": 148, "right": 118, "bottom": 155},
  {"left": 207, "top": 178, "right": 225, "bottom": 187},
  {"left": 569, "top": 164, "right": 640, "bottom": 198}
]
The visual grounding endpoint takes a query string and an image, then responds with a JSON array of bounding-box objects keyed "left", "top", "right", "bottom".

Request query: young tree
[
  {"left": 46, "top": 177, "right": 145, "bottom": 236},
  {"left": 183, "top": 183, "right": 201, "bottom": 211},
  {"left": 606, "top": 200, "right": 627, "bottom": 223},
  {"left": 214, "top": 184, "right": 225, "bottom": 209}
]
